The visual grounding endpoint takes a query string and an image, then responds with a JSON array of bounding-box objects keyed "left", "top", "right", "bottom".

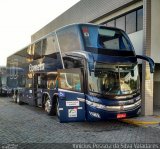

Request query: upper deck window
[
  {"left": 81, "top": 25, "right": 133, "bottom": 51},
  {"left": 57, "top": 26, "right": 82, "bottom": 53}
]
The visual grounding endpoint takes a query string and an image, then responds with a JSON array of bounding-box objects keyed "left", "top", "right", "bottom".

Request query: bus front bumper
[{"left": 86, "top": 100, "right": 141, "bottom": 121}]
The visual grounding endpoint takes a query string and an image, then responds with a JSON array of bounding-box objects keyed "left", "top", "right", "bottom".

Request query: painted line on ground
[
  {"left": 154, "top": 115, "right": 160, "bottom": 118},
  {"left": 120, "top": 119, "right": 160, "bottom": 126}
]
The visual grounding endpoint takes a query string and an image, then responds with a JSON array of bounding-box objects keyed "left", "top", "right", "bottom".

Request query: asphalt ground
[{"left": 0, "top": 97, "right": 160, "bottom": 149}]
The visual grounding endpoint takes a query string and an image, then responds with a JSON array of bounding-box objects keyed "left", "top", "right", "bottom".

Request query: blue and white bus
[{"left": 7, "top": 23, "right": 155, "bottom": 122}]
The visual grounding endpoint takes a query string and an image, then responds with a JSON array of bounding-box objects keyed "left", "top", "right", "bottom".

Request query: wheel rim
[
  {"left": 17, "top": 95, "right": 19, "bottom": 103},
  {"left": 45, "top": 99, "right": 51, "bottom": 113}
]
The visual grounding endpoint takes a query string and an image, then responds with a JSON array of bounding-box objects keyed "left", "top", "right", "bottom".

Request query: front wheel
[{"left": 44, "top": 96, "right": 55, "bottom": 116}]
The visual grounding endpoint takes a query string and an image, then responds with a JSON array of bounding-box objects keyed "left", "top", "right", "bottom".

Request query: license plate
[{"left": 117, "top": 113, "right": 126, "bottom": 119}]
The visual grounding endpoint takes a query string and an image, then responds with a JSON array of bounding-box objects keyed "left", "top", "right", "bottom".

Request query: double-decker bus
[{"left": 7, "top": 23, "right": 155, "bottom": 122}]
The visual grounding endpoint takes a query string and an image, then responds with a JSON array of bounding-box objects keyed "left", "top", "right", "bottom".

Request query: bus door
[
  {"left": 57, "top": 68, "right": 86, "bottom": 122},
  {"left": 33, "top": 73, "right": 45, "bottom": 107},
  {"left": 24, "top": 73, "right": 38, "bottom": 106},
  {"left": 32, "top": 73, "right": 40, "bottom": 106}
]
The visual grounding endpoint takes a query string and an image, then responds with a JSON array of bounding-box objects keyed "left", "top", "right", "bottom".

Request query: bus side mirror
[{"left": 136, "top": 55, "right": 155, "bottom": 73}]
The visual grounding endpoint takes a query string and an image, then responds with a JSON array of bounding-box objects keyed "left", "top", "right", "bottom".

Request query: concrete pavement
[{"left": 120, "top": 107, "right": 160, "bottom": 128}]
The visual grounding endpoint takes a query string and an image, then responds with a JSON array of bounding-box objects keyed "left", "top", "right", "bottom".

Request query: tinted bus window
[
  {"left": 26, "top": 73, "right": 33, "bottom": 88},
  {"left": 37, "top": 74, "right": 47, "bottom": 88},
  {"left": 7, "top": 77, "right": 18, "bottom": 88},
  {"left": 81, "top": 25, "right": 133, "bottom": 51},
  {"left": 88, "top": 63, "right": 139, "bottom": 95},
  {"left": 19, "top": 75, "right": 26, "bottom": 87},
  {"left": 42, "top": 35, "right": 58, "bottom": 58},
  {"left": 47, "top": 72, "right": 57, "bottom": 89},
  {"left": 33, "top": 41, "right": 42, "bottom": 60},
  {"left": 59, "top": 72, "right": 81, "bottom": 92},
  {"left": 57, "top": 26, "right": 82, "bottom": 53}
]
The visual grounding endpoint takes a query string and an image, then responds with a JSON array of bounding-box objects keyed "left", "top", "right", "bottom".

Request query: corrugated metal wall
[{"left": 31, "top": 0, "right": 137, "bottom": 42}]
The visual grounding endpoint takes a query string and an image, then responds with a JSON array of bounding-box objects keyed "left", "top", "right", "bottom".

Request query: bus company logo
[
  {"left": 29, "top": 63, "right": 45, "bottom": 72},
  {"left": 58, "top": 91, "right": 65, "bottom": 97}
]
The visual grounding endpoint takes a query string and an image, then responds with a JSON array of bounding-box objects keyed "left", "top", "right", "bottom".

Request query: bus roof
[{"left": 7, "top": 23, "right": 125, "bottom": 58}]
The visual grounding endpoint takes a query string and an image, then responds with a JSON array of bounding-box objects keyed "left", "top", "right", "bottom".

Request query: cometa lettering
[{"left": 29, "top": 63, "right": 45, "bottom": 72}]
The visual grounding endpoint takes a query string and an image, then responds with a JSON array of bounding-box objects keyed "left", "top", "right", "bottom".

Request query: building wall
[
  {"left": 31, "top": 0, "right": 137, "bottom": 42},
  {"left": 151, "top": 0, "right": 160, "bottom": 107},
  {"left": 154, "top": 64, "right": 160, "bottom": 107},
  {"left": 128, "top": 31, "right": 143, "bottom": 56},
  {"left": 151, "top": 0, "right": 160, "bottom": 63},
  {"left": 30, "top": 0, "right": 160, "bottom": 112},
  {"left": 92, "top": 0, "right": 143, "bottom": 57}
]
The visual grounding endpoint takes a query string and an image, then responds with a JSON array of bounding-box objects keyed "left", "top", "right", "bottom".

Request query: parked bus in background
[
  {"left": 7, "top": 23, "right": 155, "bottom": 122},
  {"left": 6, "top": 67, "right": 25, "bottom": 98},
  {"left": 0, "top": 67, "right": 8, "bottom": 96}
]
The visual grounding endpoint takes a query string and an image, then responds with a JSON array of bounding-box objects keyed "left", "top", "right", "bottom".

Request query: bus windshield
[
  {"left": 7, "top": 77, "right": 18, "bottom": 88},
  {"left": 88, "top": 63, "right": 140, "bottom": 96},
  {"left": 81, "top": 25, "right": 133, "bottom": 51}
]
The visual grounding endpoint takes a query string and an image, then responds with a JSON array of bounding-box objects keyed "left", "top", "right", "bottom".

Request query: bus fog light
[
  {"left": 89, "top": 111, "right": 101, "bottom": 118},
  {"left": 86, "top": 100, "right": 106, "bottom": 110}
]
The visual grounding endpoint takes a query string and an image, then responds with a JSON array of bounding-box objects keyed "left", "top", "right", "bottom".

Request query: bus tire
[
  {"left": 51, "top": 96, "right": 59, "bottom": 116},
  {"left": 44, "top": 96, "right": 54, "bottom": 116}
]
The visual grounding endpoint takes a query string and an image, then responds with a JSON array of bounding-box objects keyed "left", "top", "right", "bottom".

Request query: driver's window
[{"left": 59, "top": 72, "right": 81, "bottom": 92}]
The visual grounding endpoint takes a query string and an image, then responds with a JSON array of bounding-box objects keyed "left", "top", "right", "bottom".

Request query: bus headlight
[
  {"left": 86, "top": 100, "right": 141, "bottom": 112},
  {"left": 86, "top": 100, "right": 106, "bottom": 110}
]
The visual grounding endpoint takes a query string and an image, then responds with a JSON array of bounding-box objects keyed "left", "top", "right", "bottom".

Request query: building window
[
  {"left": 115, "top": 16, "right": 125, "bottom": 31},
  {"left": 126, "top": 11, "right": 136, "bottom": 34},
  {"left": 137, "top": 8, "right": 143, "bottom": 31},
  {"left": 106, "top": 20, "right": 115, "bottom": 27},
  {"left": 104, "top": 8, "right": 143, "bottom": 34}
]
